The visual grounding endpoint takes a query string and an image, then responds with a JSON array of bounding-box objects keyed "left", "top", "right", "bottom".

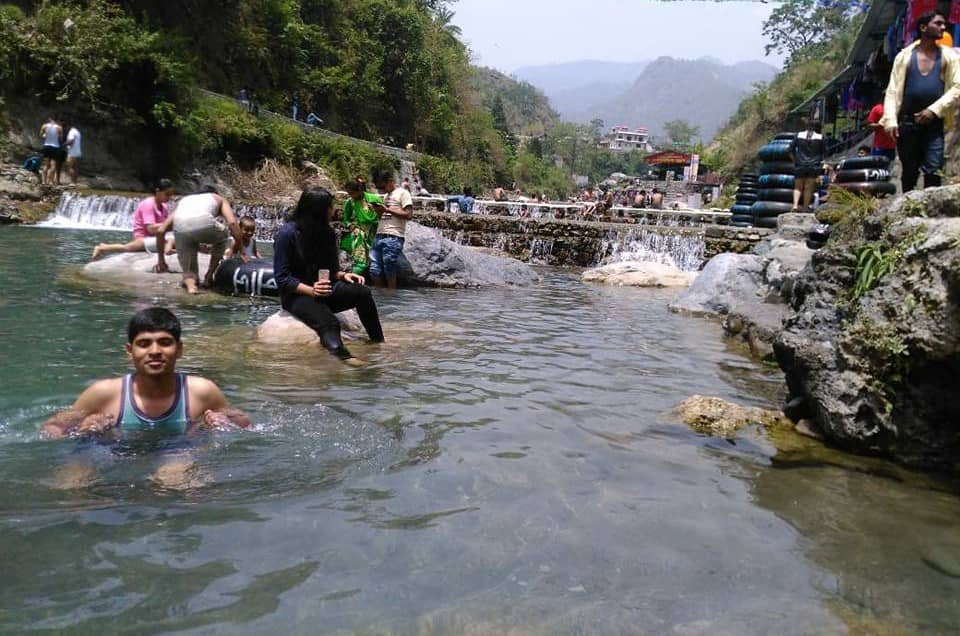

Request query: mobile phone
[{"left": 317, "top": 268, "right": 329, "bottom": 282}]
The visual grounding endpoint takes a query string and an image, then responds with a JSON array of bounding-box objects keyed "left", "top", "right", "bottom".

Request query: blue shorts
[{"left": 369, "top": 234, "right": 405, "bottom": 278}]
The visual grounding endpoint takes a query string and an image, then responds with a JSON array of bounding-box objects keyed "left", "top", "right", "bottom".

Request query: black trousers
[
  {"left": 283, "top": 282, "right": 384, "bottom": 359},
  {"left": 898, "top": 119, "right": 944, "bottom": 192}
]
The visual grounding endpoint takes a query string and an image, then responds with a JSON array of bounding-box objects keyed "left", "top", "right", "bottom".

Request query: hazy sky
[{"left": 450, "top": 0, "right": 783, "bottom": 72}]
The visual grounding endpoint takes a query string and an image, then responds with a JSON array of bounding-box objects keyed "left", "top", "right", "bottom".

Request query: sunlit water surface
[{"left": 1, "top": 227, "right": 958, "bottom": 634}]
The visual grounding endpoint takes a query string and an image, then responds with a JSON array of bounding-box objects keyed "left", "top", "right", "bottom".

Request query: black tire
[
  {"left": 837, "top": 181, "right": 897, "bottom": 196},
  {"left": 751, "top": 200, "right": 795, "bottom": 216},
  {"left": 740, "top": 172, "right": 759, "bottom": 180},
  {"left": 834, "top": 168, "right": 891, "bottom": 183},
  {"left": 736, "top": 186, "right": 758, "bottom": 195},
  {"left": 837, "top": 155, "right": 891, "bottom": 170},
  {"left": 759, "top": 161, "right": 795, "bottom": 175},
  {"left": 738, "top": 178, "right": 758, "bottom": 187},
  {"left": 211, "top": 258, "right": 278, "bottom": 297},
  {"left": 730, "top": 216, "right": 754, "bottom": 227},
  {"left": 757, "top": 188, "right": 795, "bottom": 203},
  {"left": 757, "top": 143, "right": 792, "bottom": 161},
  {"left": 773, "top": 132, "right": 796, "bottom": 141},
  {"left": 758, "top": 174, "right": 795, "bottom": 188},
  {"left": 754, "top": 216, "right": 779, "bottom": 228},
  {"left": 735, "top": 195, "right": 758, "bottom": 205},
  {"left": 730, "top": 204, "right": 754, "bottom": 215}
]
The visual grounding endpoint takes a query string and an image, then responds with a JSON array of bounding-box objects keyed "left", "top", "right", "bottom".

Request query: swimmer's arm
[
  {"left": 40, "top": 380, "right": 118, "bottom": 438},
  {"left": 190, "top": 377, "right": 252, "bottom": 429}
]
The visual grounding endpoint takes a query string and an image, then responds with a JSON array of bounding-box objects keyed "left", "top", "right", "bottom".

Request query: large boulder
[
  {"left": 581, "top": 260, "right": 697, "bottom": 287},
  {"left": 397, "top": 222, "right": 539, "bottom": 288},
  {"left": 82, "top": 252, "right": 198, "bottom": 292},
  {"left": 775, "top": 186, "right": 960, "bottom": 470},
  {"left": 256, "top": 309, "right": 364, "bottom": 345},
  {"left": 668, "top": 252, "right": 765, "bottom": 316},
  {"left": 669, "top": 238, "right": 813, "bottom": 359}
]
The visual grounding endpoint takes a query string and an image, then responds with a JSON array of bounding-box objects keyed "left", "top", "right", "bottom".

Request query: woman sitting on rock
[{"left": 273, "top": 186, "right": 384, "bottom": 365}]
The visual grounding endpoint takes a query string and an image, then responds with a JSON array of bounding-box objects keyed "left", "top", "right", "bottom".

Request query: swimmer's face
[
  {"left": 240, "top": 222, "right": 256, "bottom": 242},
  {"left": 126, "top": 330, "right": 183, "bottom": 377},
  {"left": 156, "top": 188, "right": 174, "bottom": 204}
]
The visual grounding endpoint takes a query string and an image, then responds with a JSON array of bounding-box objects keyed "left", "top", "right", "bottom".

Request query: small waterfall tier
[
  {"left": 39, "top": 193, "right": 763, "bottom": 266},
  {"left": 42, "top": 191, "right": 139, "bottom": 229}
]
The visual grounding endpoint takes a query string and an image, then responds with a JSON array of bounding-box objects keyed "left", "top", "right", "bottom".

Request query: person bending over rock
[
  {"left": 156, "top": 185, "right": 246, "bottom": 294},
  {"left": 92, "top": 179, "right": 176, "bottom": 272},
  {"left": 41, "top": 307, "right": 250, "bottom": 489},
  {"left": 273, "top": 187, "right": 385, "bottom": 366}
]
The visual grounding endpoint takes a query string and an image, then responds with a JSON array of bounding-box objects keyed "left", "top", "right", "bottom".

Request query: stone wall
[{"left": 412, "top": 211, "right": 768, "bottom": 267}]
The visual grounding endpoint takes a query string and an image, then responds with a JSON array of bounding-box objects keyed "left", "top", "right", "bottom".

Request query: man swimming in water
[{"left": 41, "top": 307, "right": 250, "bottom": 487}]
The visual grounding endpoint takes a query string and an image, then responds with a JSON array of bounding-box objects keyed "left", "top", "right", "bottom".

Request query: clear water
[{"left": 1, "top": 227, "right": 959, "bottom": 634}]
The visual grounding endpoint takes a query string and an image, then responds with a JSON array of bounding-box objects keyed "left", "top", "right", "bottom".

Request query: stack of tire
[
  {"left": 751, "top": 132, "right": 797, "bottom": 229},
  {"left": 730, "top": 172, "right": 759, "bottom": 226},
  {"left": 834, "top": 155, "right": 895, "bottom": 197}
]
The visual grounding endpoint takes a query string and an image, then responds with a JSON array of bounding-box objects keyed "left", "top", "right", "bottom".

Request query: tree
[
  {"left": 761, "top": 0, "right": 858, "bottom": 67},
  {"left": 589, "top": 117, "right": 605, "bottom": 138},
  {"left": 663, "top": 119, "right": 700, "bottom": 149}
]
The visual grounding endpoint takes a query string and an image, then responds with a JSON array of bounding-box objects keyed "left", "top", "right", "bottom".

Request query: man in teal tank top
[{"left": 42, "top": 308, "right": 250, "bottom": 487}]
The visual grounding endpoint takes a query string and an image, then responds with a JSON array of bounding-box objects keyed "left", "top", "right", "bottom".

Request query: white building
[{"left": 599, "top": 126, "right": 655, "bottom": 153}]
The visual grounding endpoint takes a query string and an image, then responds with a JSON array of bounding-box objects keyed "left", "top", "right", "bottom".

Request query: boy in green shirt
[{"left": 341, "top": 177, "right": 384, "bottom": 274}]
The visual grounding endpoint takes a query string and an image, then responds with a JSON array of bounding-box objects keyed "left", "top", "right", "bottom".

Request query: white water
[{"left": 44, "top": 192, "right": 706, "bottom": 269}]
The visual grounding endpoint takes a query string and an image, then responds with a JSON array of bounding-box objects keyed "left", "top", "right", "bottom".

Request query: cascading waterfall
[
  {"left": 42, "top": 192, "right": 709, "bottom": 270},
  {"left": 42, "top": 192, "right": 289, "bottom": 242},
  {"left": 597, "top": 228, "right": 705, "bottom": 271},
  {"left": 41, "top": 191, "right": 140, "bottom": 229}
]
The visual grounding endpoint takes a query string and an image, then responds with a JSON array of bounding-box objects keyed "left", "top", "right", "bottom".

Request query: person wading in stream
[{"left": 40, "top": 307, "right": 250, "bottom": 490}]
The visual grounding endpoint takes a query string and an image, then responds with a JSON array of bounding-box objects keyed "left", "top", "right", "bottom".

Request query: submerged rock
[
  {"left": 775, "top": 185, "right": 960, "bottom": 470},
  {"left": 397, "top": 222, "right": 539, "bottom": 288},
  {"left": 581, "top": 260, "right": 697, "bottom": 287},
  {"left": 670, "top": 395, "right": 793, "bottom": 437}
]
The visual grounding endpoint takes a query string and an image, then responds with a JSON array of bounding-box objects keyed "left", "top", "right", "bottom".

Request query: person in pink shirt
[{"left": 92, "top": 179, "right": 175, "bottom": 272}]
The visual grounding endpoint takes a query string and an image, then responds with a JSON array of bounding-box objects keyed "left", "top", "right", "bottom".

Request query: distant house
[{"left": 598, "top": 126, "right": 655, "bottom": 153}]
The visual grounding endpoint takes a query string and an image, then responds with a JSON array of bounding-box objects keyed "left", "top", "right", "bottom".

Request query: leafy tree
[
  {"left": 762, "top": 0, "right": 858, "bottom": 67},
  {"left": 589, "top": 118, "right": 605, "bottom": 139},
  {"left": 663, "top": 119, "right": 700, "bottom": 149}
]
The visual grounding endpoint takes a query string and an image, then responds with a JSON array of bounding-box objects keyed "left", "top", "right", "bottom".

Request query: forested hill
[
  {"left": 0, "top": 0, "right": 513, "bottom": 173},
  {"left": 471, "top": 67, "right": 560, "bottom": 137}
]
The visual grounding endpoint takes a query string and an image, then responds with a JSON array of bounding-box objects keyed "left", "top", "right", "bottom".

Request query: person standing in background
[
  {"left": 39, "top": 116, "right": 62, "bottom": 185},
  {"left": 881, "top": 11, "right": 960, "bottom": 190},
  {"left": 64, "top": 121, "right": 82, "bottom": 186}
]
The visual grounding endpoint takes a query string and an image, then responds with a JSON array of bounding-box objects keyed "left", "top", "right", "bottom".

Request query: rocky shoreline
[{"left": 671, "top": 190, "right": 960, "bottom": 472}]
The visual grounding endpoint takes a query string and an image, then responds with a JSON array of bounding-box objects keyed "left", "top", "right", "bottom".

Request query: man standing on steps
[
  {"left": 370, "top": 169, "right": 413, "bottom": 289},
  {"left": 881, "top": 11, "right": 960, "bottom": 191}
]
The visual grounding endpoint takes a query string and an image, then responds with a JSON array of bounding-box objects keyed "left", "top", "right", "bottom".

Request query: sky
[{"left": 450, "top": 0, "right": 784, "bottom": 72}]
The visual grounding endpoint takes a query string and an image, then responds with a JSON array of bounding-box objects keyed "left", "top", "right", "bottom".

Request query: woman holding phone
[{"left": 273, "top": 186, "right": 385, "bottom": 364}]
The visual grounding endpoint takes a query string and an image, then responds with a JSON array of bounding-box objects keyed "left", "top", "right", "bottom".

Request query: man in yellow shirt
[{"left": 880, "top": 11, "right": 960, "bottom": 190}]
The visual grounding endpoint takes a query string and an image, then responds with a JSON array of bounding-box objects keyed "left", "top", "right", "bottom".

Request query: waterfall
[
  {"left": 597, "top": 229, "right": 705, "bottom": 271},
  {"left": 40, "top": 191, "right": 140, "bottom": 229},
  {"left": 41, "top": 193, "right": 288, "bottom": 242}
]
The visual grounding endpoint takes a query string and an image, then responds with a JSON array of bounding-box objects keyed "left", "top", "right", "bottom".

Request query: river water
[{"left": 1, "top": 226, "right": 958, "bottom": 634}]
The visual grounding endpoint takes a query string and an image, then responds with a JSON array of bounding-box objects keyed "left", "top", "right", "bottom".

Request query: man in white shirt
[
  {"left": 370, "top": 168, "right": 414, "bottom": 289},
  {"left": 64, "top": 122, "right": 82, "bottom": 186}
]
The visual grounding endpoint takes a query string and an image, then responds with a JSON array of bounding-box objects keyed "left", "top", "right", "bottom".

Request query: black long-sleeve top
[{"left": 273, "top": 221, "right": 339, "bottom": 307}]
